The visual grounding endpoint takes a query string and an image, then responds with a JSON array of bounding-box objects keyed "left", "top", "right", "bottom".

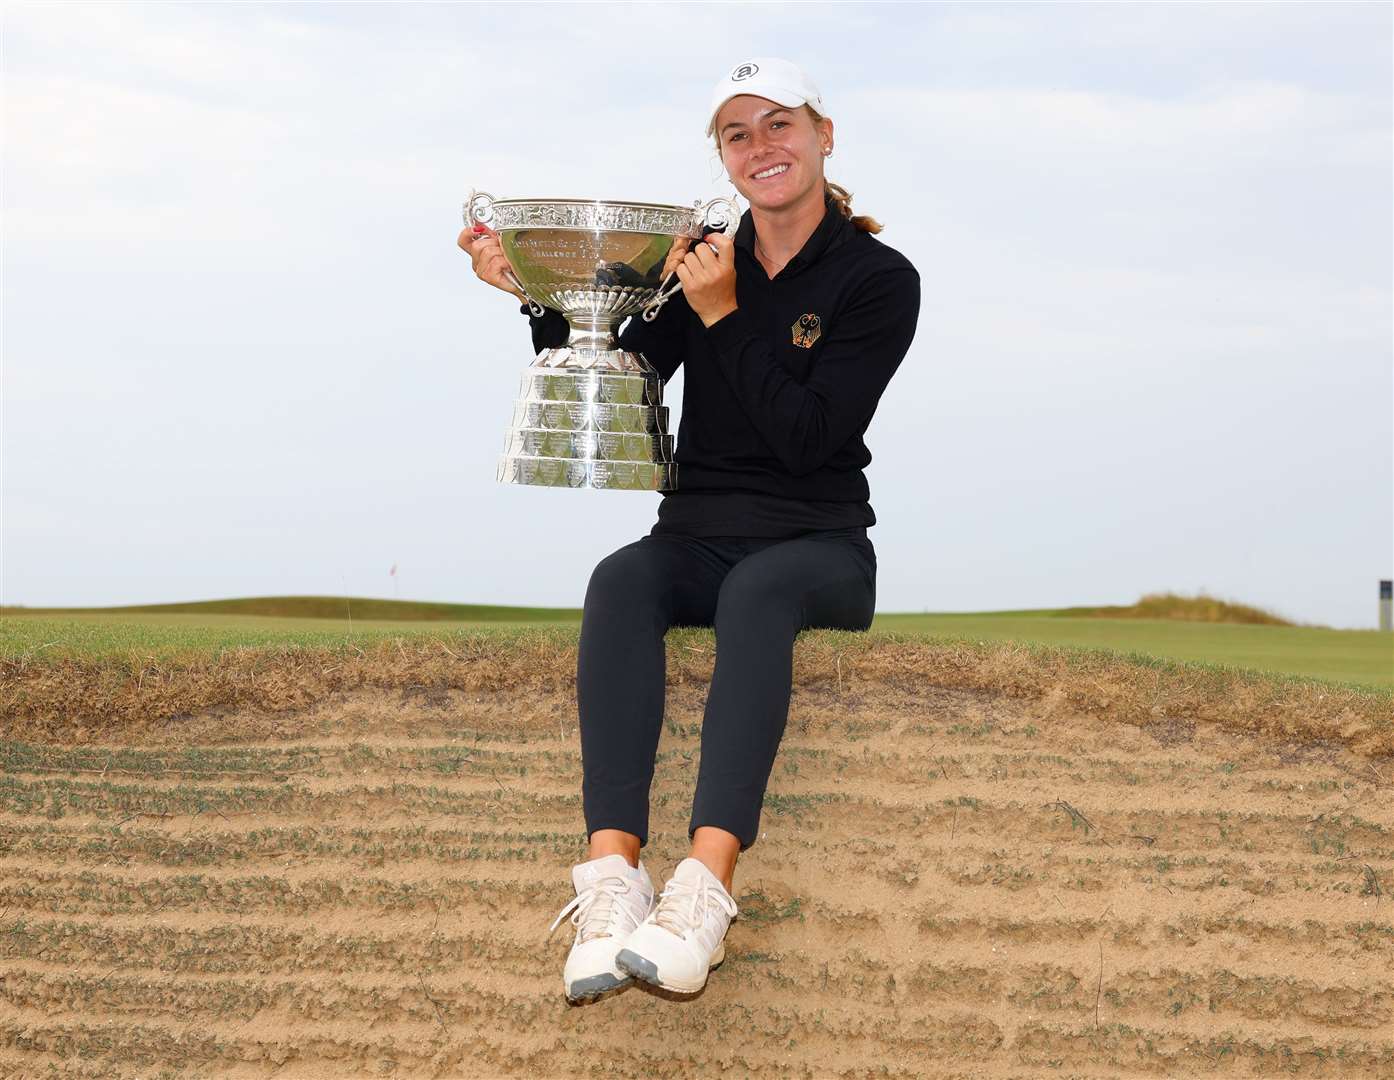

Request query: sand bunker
[{"left": 1, "top": 638, "right": 1391, "bottom": 1076}]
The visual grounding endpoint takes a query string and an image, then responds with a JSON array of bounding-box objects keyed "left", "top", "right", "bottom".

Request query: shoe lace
[
  {"left": 652, "top": 874, "right": 738, "bottom": 937},
  {"left": 547, "top": 874, "right": 633, "bottom": 944}
]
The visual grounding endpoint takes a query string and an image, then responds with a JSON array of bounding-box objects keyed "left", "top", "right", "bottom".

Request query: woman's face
[{"left": 715, "top": 95, "right": 832, "bottom": 213}]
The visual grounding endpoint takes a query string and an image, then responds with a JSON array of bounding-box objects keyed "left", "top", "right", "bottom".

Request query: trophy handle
[
  {"left": 640, "top": 196, "right": 741, "bottom": 323},
  {"left": 465, "top": 189, "right": 546, "bottom": 317}
]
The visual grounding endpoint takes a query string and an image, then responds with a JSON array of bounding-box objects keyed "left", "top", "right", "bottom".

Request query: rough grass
[
  {"left": 1061, "top": 591, "right": 1296, "bottom": 626},
  {"left": 2, "top": 628, "right": 1389, "bottom": 757}
]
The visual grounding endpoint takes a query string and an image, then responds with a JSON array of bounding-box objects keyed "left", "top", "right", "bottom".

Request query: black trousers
[{"left": 576, "top": 526, "right": 876, "bottom": 852}]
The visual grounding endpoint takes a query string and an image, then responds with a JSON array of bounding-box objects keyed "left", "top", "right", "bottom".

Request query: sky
[{"left": 3, "top": 1, "right": 1391, "bottom": 629}]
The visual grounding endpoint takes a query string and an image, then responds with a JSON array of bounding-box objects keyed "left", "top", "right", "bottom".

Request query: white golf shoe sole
[
  {"left": 614, "top": 940, "right": 726, "bottom": 995},
  {"left": 565, "top": 969, "right": 633, "bottom": 1002}
]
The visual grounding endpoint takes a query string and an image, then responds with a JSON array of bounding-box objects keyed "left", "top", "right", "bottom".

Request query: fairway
[{"left": 872, "top": 613, "right": 1392, "bottom": 689}]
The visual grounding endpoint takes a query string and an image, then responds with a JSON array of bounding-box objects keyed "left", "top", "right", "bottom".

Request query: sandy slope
[{"left": 1, "top": 680, "right": 1391, "bottom": 1078}]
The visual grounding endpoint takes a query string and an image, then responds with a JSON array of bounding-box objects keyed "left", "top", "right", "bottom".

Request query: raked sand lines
[{"left": 1, "top": 683, "right": 1391, "bottom": 1077}]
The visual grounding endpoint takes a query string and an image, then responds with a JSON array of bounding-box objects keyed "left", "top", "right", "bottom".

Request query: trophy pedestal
[{"left": 496, "top": 348, "right": 676, "bottom": 491}]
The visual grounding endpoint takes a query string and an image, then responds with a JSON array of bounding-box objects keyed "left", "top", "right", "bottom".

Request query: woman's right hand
[{"left": 457, "top": 221, "right": 526, "bottom": 302}]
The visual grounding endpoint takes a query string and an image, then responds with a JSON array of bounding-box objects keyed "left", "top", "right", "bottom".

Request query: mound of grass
[
  {"left": 0, "top": 595, "right": 580, "bottom": 623},
  {"left": 1057, "top": 592, "right": 1295, "bottom": 626}
]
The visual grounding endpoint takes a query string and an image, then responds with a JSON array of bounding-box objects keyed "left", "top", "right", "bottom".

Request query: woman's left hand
[{"left": 676, "top": 230, "right": 738, "bottom": 328}]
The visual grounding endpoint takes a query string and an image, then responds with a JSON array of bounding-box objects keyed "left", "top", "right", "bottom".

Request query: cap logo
[{"left": 731, "top": 62, "right": 759, "bottom": 82}]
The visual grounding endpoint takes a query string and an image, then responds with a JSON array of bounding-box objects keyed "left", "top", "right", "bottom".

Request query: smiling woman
[
  {"left": 708, "top": 62, "right": 883, "bottom": 244},
  {"left": 459, "top": 55, "right": 921, "bottom": 1006}
]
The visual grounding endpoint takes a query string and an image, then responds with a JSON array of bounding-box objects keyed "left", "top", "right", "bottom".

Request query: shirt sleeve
[
  {"left": 523, "top": 304, "right": 570, "bottom": 353},
  {"left": 616, "top": 290, "right": 690, "bottom": 381},
  {"left": 702, "top": 266, "right": 921, "bottom": 477}
]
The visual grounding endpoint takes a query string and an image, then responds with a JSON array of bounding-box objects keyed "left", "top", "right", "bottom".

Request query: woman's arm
[
  {"left": 525, "top": 306, "right": 571, "bottom": 353},
  {"left": 614, "top": 236, "right": 697, "bottom": 380},
  {"left": 615, "top": 289, "right": 690, "bottom": 381},
  {"left": 703, "top": 266, "right": 921, "bottom": 477}
]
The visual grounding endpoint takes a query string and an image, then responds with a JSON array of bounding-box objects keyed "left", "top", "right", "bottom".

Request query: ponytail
[
  {"left": 823, "top": 178, "right": 882, "bottom": 235},
  {"left": 806, "top": 105, "right": 882, "bottom": 233}
]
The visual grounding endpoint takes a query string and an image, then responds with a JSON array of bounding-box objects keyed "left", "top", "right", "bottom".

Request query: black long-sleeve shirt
[{"left": 525, "top": 193, "right": 921, "bottom": 538}]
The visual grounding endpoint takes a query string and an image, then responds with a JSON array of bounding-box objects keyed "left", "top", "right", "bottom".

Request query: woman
[{"left": 458, "top": 57, "right": 920, "bottom": 1002}]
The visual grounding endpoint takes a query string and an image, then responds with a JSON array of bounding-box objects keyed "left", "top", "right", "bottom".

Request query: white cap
[{"left": 705, "top": 58, "right": 825, "bottom": 138}]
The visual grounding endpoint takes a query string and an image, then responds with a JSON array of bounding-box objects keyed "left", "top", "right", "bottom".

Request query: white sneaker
[
  {"left": 547, "top": 853, "right": 656, "bottom": 1002},
  {"left": 615, "top": 857, "right": 739, "bottom": 994}
]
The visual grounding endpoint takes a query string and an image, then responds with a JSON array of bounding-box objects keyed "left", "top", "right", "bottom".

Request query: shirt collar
[{"left": 733, "top": 192, "right": 851, "bottom": 276}]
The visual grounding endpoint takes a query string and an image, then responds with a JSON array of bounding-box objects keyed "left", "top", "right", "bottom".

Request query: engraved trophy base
[
  {"left": 495, "top": 348, "right": 677, "bottom": 491},
  {"left": 496, "top": 456, "right": 675, "bottom": 491}
]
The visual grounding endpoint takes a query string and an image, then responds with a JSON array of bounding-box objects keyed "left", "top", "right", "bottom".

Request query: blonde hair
[
  {"left": 823, "top": 179, "right": 882, "bottom": 235},
  {"left": 712, "top": 102, "right": 883, "bottom": 234},
  {"left": 806, "top": 106, "right": 882, "bottom": 234}
]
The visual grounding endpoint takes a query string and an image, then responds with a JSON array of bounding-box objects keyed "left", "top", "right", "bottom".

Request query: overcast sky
[{"left": 3, "top": 2, "right": 1390, "bottom": 628}]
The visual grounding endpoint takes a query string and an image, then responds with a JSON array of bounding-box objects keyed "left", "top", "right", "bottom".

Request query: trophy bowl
[{"left": 465, "top": 192, "right": 738, "bottom": 492}]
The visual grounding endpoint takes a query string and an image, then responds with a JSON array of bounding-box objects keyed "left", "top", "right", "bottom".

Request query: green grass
[
  {"left": 0, "top": 595, "right": 579, "bottom": 622},
  {"left": 0, "top": 611, "right": 580, "bottom": 662},
  {"left": 871, "top": 613, "right": 1392, "bottom": 689},
  {"left": 2, "top": 597, "right": 1389, "bottom": 688}
]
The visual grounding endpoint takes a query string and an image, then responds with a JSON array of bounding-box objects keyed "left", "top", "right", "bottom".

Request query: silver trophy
[{"left": 465, "top": 192, "right": 738, "bottom": 491}]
